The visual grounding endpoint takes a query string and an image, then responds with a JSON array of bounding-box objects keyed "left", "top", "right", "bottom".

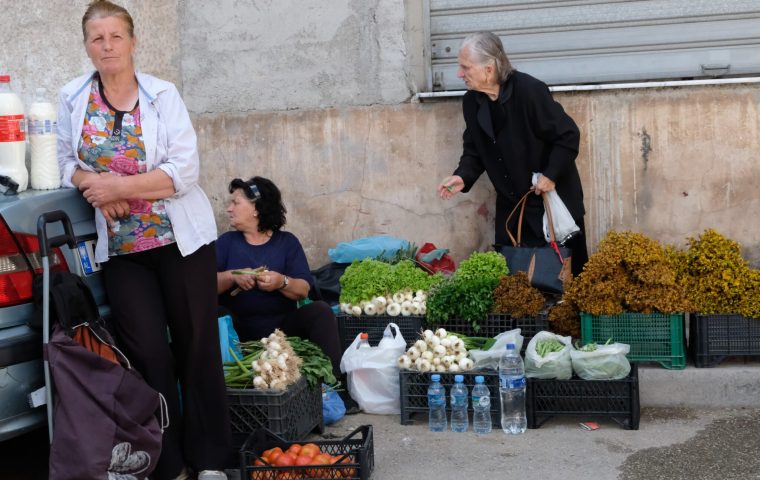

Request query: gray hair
[{"left": 461, "top": 32, "right": 513, "bottom": 83}]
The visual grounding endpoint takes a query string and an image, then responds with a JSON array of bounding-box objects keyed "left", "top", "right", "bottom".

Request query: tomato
[
  {"left": 275, "top": 452, "right": 297, "bottom": 467},
  {"left": 267, "top": 450, "right": 283, "bottom": 465},
  {"left": 295, "top": 454, "right": 314, "bottom": 467},
  {"left": 262, "top": 447, "right": 283, "bottom": 463},
  {"left": 250, "top": 469, "right": 274, "bottom": 480},
  {"left": 308, "top": 453, "right": 333, "bottom": 479},
  {"left": 339, "top": 455, "right": 357, "bottom": 478},
  {"left": 286, "top": 443, "right": 302, "bottom": 456},
  {"left": 299, "top": 443, "right": 321, "bottom": 459}
]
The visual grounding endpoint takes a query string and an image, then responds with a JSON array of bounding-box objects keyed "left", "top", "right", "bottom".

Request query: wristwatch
[{"left": 279, "top": 275, "right": 289, "bottom": 290}]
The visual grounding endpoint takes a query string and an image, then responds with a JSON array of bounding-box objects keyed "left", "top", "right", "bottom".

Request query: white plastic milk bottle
[
  {"left": 28, "top": 87, "right": 60, "bottom": 190},
  {"left": 0, "top": 75, "right": 28, "bottom": 192}
]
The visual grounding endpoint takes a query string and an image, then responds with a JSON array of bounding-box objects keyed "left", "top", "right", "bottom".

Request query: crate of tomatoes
[{"left": 240, "top": 425, "right": 374, "bottom": 480}]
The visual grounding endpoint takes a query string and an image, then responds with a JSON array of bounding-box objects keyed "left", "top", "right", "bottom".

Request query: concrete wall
[
  {"left": 2, "top": 1, "right": 759, "bottom": 269},
  {"left": 198, "top": 85, "right": 760, "bottom": 268}
]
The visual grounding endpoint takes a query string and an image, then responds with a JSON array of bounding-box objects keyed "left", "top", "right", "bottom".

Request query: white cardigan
[{"left": 57, "top": 71, "right": 217, "bottom": 262}]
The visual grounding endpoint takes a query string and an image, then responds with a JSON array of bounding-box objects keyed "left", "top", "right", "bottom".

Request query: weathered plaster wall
[
  {"left": 197, "top": 83, "right": 760, "bottom": 268},
  {"left": 180, "top": 0, "right": 413, "bottom": 113},
  {"left": 2, "top": 1, "right": 759, "bottom": 270},
  {"left": 0, "top": 1, "right": 180, "bottom": 106}
]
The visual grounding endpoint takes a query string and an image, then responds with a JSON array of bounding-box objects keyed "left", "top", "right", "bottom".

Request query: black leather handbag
[{"left": 497, "top": 191, "right": 572, "bottom": 294}]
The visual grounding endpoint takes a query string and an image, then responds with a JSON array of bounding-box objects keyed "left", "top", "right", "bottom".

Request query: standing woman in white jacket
[{"left": 57, "top": 2, "right": 230, "bottom": 479}]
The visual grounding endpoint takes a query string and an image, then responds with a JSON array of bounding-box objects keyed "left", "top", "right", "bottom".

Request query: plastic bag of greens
[
  {"left": 570, "top": 342, "right": 631, "bottom": 380},
  {"left": 524, "top": 331, "right": 573, "bottom": 380},
  {"left": 469, "top": 329, "right": 524, "bottom": 370}
]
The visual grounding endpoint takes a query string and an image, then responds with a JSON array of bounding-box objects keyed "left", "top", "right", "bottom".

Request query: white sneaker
[{"left": 198, "top": 471, "right": 227, "bottom": 480}]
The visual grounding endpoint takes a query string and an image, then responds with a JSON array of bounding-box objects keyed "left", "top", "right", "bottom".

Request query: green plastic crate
[{"left": 580, "top": 312, "right": 686, "bottom": 369}]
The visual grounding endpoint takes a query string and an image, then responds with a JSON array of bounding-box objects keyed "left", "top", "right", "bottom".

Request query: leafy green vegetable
[
  {"left": 425, "top": 277, "right": 498, "bottom": 331},
  {"left": 339, "top": 258, "right": 443, "bottom": 304},
  {"left": 374, "top": 242, "right": 418, "bottom": 265},
  {"left": 454, "top": 251, "right": 508, "bottom": 283},
  {"left": 536, "top": 339, "right": 565, "bottom": 357}
]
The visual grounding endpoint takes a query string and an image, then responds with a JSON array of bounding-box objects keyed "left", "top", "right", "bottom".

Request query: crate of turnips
[
  {"left": 666, "top": 229, "right": 760, "bottom": 367},
  {"left": 336, "top": 258, "right": 437, "bottom": 349},
  {"left": 224, "top": 330, "right": 336, "bottom": 446},
  {"left": 564, "top": 231, "right": 690, "bottom": 369}
]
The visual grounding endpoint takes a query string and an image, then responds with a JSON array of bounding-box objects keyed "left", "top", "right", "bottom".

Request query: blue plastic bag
[
  {"left": 322, "top": 386, "right": 346, "bottom": 425},
  {"left": 328, "top": 235, "right": 410, "bottom": 263},
  {"left": 218, "top": 315, "right": 242, "bottom": 364}
]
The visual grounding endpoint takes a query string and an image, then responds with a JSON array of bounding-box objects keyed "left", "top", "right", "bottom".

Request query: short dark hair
[{"left": 229, "top": 176, "right": 287, "bottom": 233}]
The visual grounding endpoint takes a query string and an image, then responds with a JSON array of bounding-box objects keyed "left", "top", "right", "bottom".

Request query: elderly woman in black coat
[{"left": 438, "top": 31, "right": 588, "bottom": 276}]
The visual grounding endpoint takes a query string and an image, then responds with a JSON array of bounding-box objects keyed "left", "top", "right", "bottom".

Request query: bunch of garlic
[
  {"left": 340, "top": 289, "right": 427, "bottom": 317},
  {"left": 251, "top": 329, "right": 302, "bottom": 390},
  {"left": 397, "top": 328, "right": 474, "bottom": 373}
]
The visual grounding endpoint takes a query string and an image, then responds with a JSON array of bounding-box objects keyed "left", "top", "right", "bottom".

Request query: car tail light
[{"left": 0, "top": 216, "right": 69, "bottom": 307}]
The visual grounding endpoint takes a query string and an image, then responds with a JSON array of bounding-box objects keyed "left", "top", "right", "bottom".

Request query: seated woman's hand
[
  {"left": 256, "top": 270, "right": 286, "bottom": 292},
  {"left": 232, "top": 269, "right": 258, "bottom": 291}
]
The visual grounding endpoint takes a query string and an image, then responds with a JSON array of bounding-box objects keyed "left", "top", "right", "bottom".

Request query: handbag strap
[
  {"left": 505, "top": 190, "right": 562, "bottom": 252},
  {"left": 505, "top": 191, "right": 531, "bottom": 246}
]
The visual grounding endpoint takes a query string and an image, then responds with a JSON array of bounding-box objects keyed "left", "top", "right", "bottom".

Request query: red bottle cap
[
  {"left": 360, "top": 333, "right": 369, "bottom": 340},
  {"left": 0, "top": 76, "right": 10, "bottom": 83}
]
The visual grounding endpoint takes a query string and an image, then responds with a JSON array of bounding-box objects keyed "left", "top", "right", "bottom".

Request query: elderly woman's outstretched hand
[{"left": 438, "top": 175, "right": 464, "bottom": 200}]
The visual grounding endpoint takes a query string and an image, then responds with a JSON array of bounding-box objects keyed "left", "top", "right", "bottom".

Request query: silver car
[{"left": 0, "top": 187, "right": 106, "bottom": 442}]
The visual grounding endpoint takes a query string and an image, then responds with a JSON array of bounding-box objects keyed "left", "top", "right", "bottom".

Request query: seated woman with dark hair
[{"left": 216, "top": 176, "right": 358, "bottom": 412}]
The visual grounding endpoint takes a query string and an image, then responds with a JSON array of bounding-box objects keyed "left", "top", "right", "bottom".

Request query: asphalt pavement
[
  {"left": 320, "top": 407, "right": 760, "bottom": 480},
  {"left": 5, "top": 407, "right": 760, "bottom": 479}
]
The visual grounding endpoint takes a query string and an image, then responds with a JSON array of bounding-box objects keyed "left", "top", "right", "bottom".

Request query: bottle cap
[
  {"left": 34, "top": 87, "right": 47, "bottom": 101},
  {"left": 506, "top": 343, "right": 515, "bottom": 350},
  {"left": 454, "top": 374, "right": 464, "bottom": 383},
  {"left": 475, "top": 375, "right": 484, "bottom": 383},
  {"left": 0, "top": 75, "right": 10, "bottom": 83},
  {"left": 431, "top": 374, "right": 441, "bottom": 382},
  {"left": 360, "top": 332, "right": 369, "bottom": 340}
]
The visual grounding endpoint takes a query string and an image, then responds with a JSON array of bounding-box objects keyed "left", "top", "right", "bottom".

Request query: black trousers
[{"left": 104, "top": 243, "right": 231, "bottom": 479}]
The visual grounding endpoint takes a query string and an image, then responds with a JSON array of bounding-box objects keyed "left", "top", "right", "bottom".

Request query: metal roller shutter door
[{"left": 429, "top": 0, "right": 760, "bottom": 90}]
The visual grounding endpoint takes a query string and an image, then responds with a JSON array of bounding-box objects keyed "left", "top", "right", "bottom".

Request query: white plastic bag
[
  {"left": 570, "top": 343, "right": 631, "bottom": 380},
  {"left": 469, "top": 329, "right": 524, "bottom": 370},
  {"left": 532, "top": 173, "right": 580, "bottom": 244},
  {"left": 339, "top": 323, "right": 406, "bottom": 414},
  {"left": 524, "top": 331, "right": 573, "bottom": 380}
]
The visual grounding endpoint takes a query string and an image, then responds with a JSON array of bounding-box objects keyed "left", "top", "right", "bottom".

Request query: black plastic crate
[
  {"left": 690, "top": 314, "right": 760, "bottom": 367},
  {"left": 240, "top": 425, "right": 374, "bottom": 480},
  {"left": 337, "top": 314, "right": 423, "bottom": 350},
  {"left": 526, "top": 364, "right": 639, "bottom": 430},
  {"left": 227, "top": 376, "right": 324, "bottom": 448},
  {"left": 427, "top": 313, "right": 548, "bottom": 350},
  {"left": 398, "top": 369, "right": 501, "bottom": 427}
]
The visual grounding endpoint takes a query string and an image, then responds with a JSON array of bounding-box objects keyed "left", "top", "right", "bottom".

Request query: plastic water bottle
[
  {"left": 499, "top": 343, "right": 527, "bottom": 434},
  {"left": 472, "top": 375, "right": 492, "bottom": 435},
  {"left": 450, "top": 374, "right": 468, "bottom": 432},
  {"left": 0, "top": 75, "right": 28, "bottom": 192},
  {"left": 28, "top": 88, "right": 60, "bottom": 190},
  {"left": 427, "top": 373, "right": 447, "bottom": 432},
  {"left": 357, "top": 332, "right": 370, "bottom": 349}
]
